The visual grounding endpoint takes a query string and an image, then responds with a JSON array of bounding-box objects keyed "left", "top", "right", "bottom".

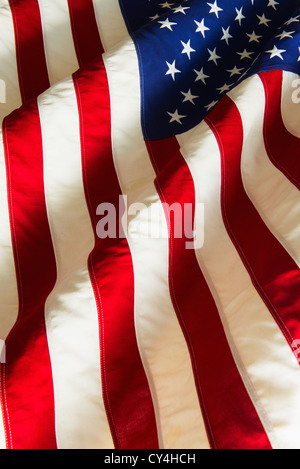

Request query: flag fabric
[{"left": 0, "top": 0, "right": 299, "bottom": 450}]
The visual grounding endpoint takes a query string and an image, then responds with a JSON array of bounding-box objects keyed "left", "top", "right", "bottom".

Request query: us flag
[{"left": 0, "top": 0, "right": 299, "bottom": 450}]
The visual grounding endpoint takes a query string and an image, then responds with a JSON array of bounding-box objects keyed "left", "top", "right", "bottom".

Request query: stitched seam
[
  {"left": 73, "top": 74, "right": 120, "bottom": 449},
  {"left": 1, "top": 118, "right": 26, "bottom": 450},
  {"left": 2, "top": 117, "right": 30, "bottom": 449},
  {"left": 8, "top": 0, "right": 25, "bottom": 104},
  {"left": 67, "top": 0, "right": 83, "bottom": 68},
  {"left": 182, "top": 136, "right": 279, "bottom": 447},
  {"left": 155, "top": 177, "right": 217, "bottom": 450},
  {"left": 104, "top": 47, "right": 164, "bottom": 447},
  {"left": 0, "top": 365, "right": 12, "bottom": 449},
  {"left": 260, "top": 72, "right": 300, "bottom": 189},
  {"left": 147, "top": 142, "right": 217, "bottom": 449},
  {"left": 205, "top": 115, "right": 296, "bottom": 351}
]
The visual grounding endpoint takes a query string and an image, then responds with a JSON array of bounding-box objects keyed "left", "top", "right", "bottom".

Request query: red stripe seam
[
  {"left": 205, "top": 114, "right": 296, "bottom": 351},
  {"left": 260, "top": 72, "right": 300, "bottom": 190},
  {"left": 149, "top": 147, "right": 216, "bottom": 449},
  {"left": 73, "top": 74, "right": 120, "bottom": 449}
]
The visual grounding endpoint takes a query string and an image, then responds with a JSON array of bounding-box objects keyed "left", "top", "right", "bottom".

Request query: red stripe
[
  {"left": 146, "top": 138, "right": 272, "bottom": 449},
  {"left": 67, "top": 0, "right": 104, "bottom": 68},
  {"left": 1, "top": 102, "right": 57, "bottom": 449},
  {"left": 8, "top": 0, "right": 50, "bottom": 103},
  {"left": 73, "top": 59, "right": 159, "bottom": 449},
  {"left": 206, "top": 95, "right": 300, "bottom": 356},
  {"left": 260, "top": 70, "right": 300, "bottom": 190}
]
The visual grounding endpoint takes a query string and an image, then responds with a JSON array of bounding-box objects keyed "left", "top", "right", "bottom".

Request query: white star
[
  {"left": 165, "top": 60, "right": 181, "bottom": 80},
  {"left": 181, "top": 40, "right": 196, "bottom": 60},
  {"left": 237, "top": 49, "right": 254, "bottom": 60},
  {"left": 227, "top": 66, "right": 244, "bottom": 77},
  {"left": 235, "top": 7, "right": 245, "bottom": 26},
  {"left": 181, "top": 89, "right": 199, "bottom": 104},
  {"left": 208, "top": 47, "right": 221, "bottom": 65},
  {"left": 285, "top": 15, "right": 300, "bottom": 26},
  {"left": 167, "top": 109, "right": 186, "bottom": 124},
  {"left": 217, "top": 83, "right": 232, "bottom": 94},
  {"left": 149, "top": 14, "right": 159, "bottom": 21},
  {"left": 207, "top": 1, "right": 223, "bottom": 18},
  {"left": 158, "top": 18, "right": 177, "bottom": 30},
  {"left": 205, "top": 100, "right": 218, "bottom": 111},
  {"left": 246, "top": 30, "right": 262, "bottom": 43},
  {"left": 267, "top": 0, "right": 279, "bottom": 9},
  {"left": 276, "top": 30, "right": 295, "bottom": 40},
  {"left": 194, "top": 67, "right": 209, "bottom": 84},
  {"left": 298, "top": 47, "right": 300, "bottom": 62},
  {"left": 173, "top": 5, "right": 190, "bottom": 14},
  {"left": 221, "top": 26, "right": 233, "bottom": 45},
  {"left": 257, "top": 13, "right": 271, "bottom": 27},
  {"left": 159, "top": 2, "right": 174, "bottom": 8},
  {"left": 266, "top": 45, "right": 286, "bottom": 60},
  {"left": 194, "top": 19, "right": 210, "bottom": 37}
]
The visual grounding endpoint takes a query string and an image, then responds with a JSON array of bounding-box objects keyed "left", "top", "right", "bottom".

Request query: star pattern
[
  {"left": 181, "top": 39, "right": 196, "bottom": 59},
  {"left": 119, "top": 0, "right": 300, "bottom": 139},
  {"left": 235, "top": 7, "right": 246, "bottom": 26},
  {"left": 194, "top": 67, "right": 210, "bottom": 83},
  {"left": 207, "top": 1, "right": 223, "bottom": 18},
  {"left": 158, "top": 18, "right": 177, "bottom": 30},
  {"left": 221, "top": 26, "right": 233, "bottom": 45},
  {"left": 266, "top": 45, "right": 286, "bottom": 59},
  {"left": 246, "top": 30, "right": 263, "bottom": 42},
  {"left": 237, "top": 48, "right": 254, "bottom": 59},
  {"left": 181, "top": 89, "right": 199, "bottom": 104},
  {"left": 194, "top": 19, "right": 210, "bottom": 37},
  {"left": 165, "top": 60, "right": 181, "bottom": 80},
  {"left": 167, "top": 109, "right": 187, "bottom": 123},
  {"left": 227, "top": 65, "right": 244, "bottom": 76},
  {"left": 208, "top": 47, "right": 221, "bottom": 65}
]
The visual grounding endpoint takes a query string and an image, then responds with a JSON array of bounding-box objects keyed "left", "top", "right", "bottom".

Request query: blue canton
[{"left": 119, "top": 0, "right": 300, "bottom": 140}]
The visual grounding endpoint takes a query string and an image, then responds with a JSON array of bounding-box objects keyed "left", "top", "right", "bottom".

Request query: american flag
[{"left": 0, "top": 0, "right": 299, "bottom": 450}]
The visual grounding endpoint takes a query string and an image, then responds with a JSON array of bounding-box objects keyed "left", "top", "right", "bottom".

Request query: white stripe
[
  {"left": 281, "top": 71, "right": 300, "bottom": 138},
  {"left": 0, "top": 1, "right": 22, "bottom": 120},
  {"left": 177, "top": 121, "right": 300, "bottom": 449},
  {"left": 92, "top": 0, "right": 128, "bottom": 51},
  {"left": 104, "top": 39, "right": 210, "bottom": 450},
  {"left": 37, "top": 0, "right": 78, "bottom": 86},
  {"left": 38, "top": 78, "right": 113, "bottom": 449},
  {"left": 228, "top": 75, "right": 300, "bottom": 267}
]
